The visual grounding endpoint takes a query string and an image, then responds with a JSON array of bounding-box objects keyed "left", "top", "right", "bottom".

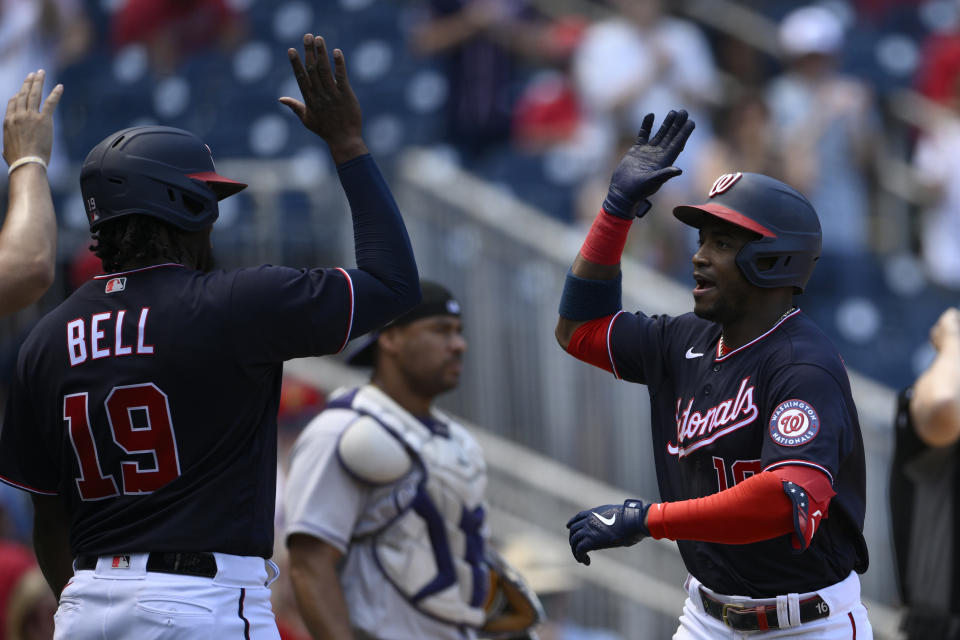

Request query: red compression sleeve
[
  {"left": 566, "top": 315, "right": 617, "bottom": 373},
  {"left": 646, "top": 471, "right": 795, "bottom": 544},
  {"left": 579, "top": 209, "right": 632, "bottom": 265}
]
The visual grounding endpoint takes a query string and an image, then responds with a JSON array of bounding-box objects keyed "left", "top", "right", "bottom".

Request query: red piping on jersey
[
  {"left": 715, "top": 308, "right": 801, "bottom": 361},
  {"left": 0, "top": 473, "right": 57, "bottom": 496},
  {"left": 92, "top": 263, "right": 184, "bottom": 279},
  {"left": 765, "top": 459, "right": 834, "bottom": 486},
  {"left": 849, "top": 612, "right": 856, "bottom": 638},
  {"left": 607, "top": 311, "right": 625, "bottom": 378},
  {"left": 334, "top": 268, "right": 355, "bottom": 354}
]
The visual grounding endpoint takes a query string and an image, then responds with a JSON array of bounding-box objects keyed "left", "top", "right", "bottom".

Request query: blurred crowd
[
  {"left": 1, "top": 0, "right": 960, "bottom": 637},
  {"left": 0, "top": 0, "right": 952, "bottom": 388}
]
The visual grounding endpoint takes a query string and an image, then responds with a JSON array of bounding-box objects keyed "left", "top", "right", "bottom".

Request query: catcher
[{"left": 283, "top": 281, "right": 542, "bottom": 640}]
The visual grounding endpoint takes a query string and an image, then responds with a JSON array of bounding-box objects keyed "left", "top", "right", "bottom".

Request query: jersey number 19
[{"left": 64, "top": 383, "right": 181, "bottom": 501}]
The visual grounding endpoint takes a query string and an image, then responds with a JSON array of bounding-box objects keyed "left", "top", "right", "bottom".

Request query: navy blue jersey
[
  {"left": 0, "top": 263, "right": 360, "bottom": 558},
  {"left": 608, "top": 308, "right": 868, "bottom": 597}
]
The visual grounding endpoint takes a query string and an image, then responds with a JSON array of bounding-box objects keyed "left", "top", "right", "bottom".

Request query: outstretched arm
[
  {"left": 568, "top": 466, "right": 834, "bottom": 565},
  {"left": 911, "top": 307, "right": 960, "bottom": 447},
  {"left": 280, "top": 35, "right": 420, "bottom": 336},
  {"left": 0, "top": 70, "right": 63, "bottom": 316},
  {"left": 555, "top": 110, "right": 694, "bottom": 350}
]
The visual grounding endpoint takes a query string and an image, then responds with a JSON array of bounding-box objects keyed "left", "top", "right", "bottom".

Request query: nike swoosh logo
[
  {"left": 685, "top": 347, "right": 704, "bottom": 359},
  {"left": 592, "top": 511, "right": 616, "bottom": 526}
]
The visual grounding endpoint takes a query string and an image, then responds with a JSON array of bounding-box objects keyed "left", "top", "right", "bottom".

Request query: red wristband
[{"left": 580, "top": 208, "right": 632, "bottom": 266}]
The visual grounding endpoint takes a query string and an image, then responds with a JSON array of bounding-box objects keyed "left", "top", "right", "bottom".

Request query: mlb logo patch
[
  {"left": 111, "top": 555, "right": 131, "bottom": 569},
  {"left": 105, "top": 277, "right": 126, "bottom": 294}
]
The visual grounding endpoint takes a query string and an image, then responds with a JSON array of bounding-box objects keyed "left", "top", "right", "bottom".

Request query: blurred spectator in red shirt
[
  {"left": 110, "top": 0, "right": 245, "bottom": 75},
  {"left": 916, "top": 30, "right": 960, "bottom": 105},
  {"left": 0, "top": 542, "right": 56, "bottom": 640},
  {"left": 512, "top": 16, "right": 587, "bottom": 150}
]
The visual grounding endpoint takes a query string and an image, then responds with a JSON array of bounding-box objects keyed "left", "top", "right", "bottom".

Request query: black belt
[
  {"left": 75, "top": 552, "right": 218, "bottom": 578},
  {"left": 699, "top": 587, "right": 830, "bottom": 631}
]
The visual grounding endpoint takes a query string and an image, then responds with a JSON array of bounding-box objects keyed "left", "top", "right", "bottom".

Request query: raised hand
[
  {"left": 603, "top": 109, "right": 695, "bottom": 219},
  {"left": 566, "top": 499, "right": 651, "bottom": 566},
  {"left": 3, "top": 70, "right": 63, "bottom": 168},
  {"left": 279, "top": 34, "right": 368, "bottom": 164},
  {"left": 930, "top": 307, "right": 960, "bottom": 352}
]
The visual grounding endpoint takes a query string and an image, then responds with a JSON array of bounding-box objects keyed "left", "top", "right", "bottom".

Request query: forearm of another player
[
  {"left": 287, "top": 534, "right": 355, "bottom": 640},
  {"left": 0, "top": 163, "right": 56, "bottom": 315},
  {"left": 31, "top": 494, "right": 74, "bottom": 599},
  {"left": 911, "top": 333, "right": 960, "bottom": 448}
]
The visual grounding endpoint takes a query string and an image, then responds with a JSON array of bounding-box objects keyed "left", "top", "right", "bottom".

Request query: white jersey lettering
[
  {"left": 668, "top": 377, "right": 758, "bottom": 457},
  {"left": 65, "top": 308, "right": 154, "bottom": 365}
]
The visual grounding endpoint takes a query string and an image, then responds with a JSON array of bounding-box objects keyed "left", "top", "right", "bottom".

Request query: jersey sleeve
[
  {"left": 228, "top": 265, "right": 354, "bottom": 363},
  {"left": 761, "top": 363, "right": 854, "bottom": 483},
  {"left": 608, "top": 311, "right": 672, "bottom": 385},
  {"left": 283, "top": 409, "right": 368, "bottom": 553},
  {"left": 0, "top": 355, "right": 60, "bottom": 495}
]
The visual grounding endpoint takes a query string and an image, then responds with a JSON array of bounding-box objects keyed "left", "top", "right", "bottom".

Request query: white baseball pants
[{"left": 54, "top": 552, "right": 282, "bottom": 639}]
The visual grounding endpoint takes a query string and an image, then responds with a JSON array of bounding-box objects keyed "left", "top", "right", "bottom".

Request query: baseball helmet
[
  {"left": 80, "top": 126, "right": 247, "bottom": 232},
  {"left": 673, "top": 172, "right": 822, "bottom": 293}
]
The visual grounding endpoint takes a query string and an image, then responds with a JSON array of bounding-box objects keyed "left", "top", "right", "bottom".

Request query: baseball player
[
  {"left": 555, "top": 110, "right": 871, "bottom": 638},
  {"left": 890, "top": 307, "right": 960, "bottom": 639},
  {"left": 283, "top": 281, "right": 541, "bottom": 640},
  {"left": 0, "top": 34, "right": 420, "bottom": 639},
  {"left": 1, "top": 69, "right": 63, "bottom": 316}
]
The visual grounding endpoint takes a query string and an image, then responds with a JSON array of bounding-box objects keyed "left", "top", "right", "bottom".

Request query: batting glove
[
  {"left": 602, "top": 110, "right": 695, "bottom": 219},
  {"left": 566, "top": 499, "right": 651, "bottom": 566}
]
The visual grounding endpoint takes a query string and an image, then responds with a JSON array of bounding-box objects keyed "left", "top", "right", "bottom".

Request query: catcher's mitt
[{"left": 481, "top": 547, "right": 544, "bottom": 640}]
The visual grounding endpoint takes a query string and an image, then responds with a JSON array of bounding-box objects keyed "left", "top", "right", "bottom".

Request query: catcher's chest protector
[{"left": 340, "top": 385, "right": 490, "bottom": 626}]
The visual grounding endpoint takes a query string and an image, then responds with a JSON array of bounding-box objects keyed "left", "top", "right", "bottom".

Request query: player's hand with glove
[
  {"left": 566, "top": 499, "right": 651, "bottom": 565},
  {"left": 603, "top": 109, "right": 695, "bottom": 219},
  {"left": 280, "top": 33, "right": 368, "bottom": 164}
]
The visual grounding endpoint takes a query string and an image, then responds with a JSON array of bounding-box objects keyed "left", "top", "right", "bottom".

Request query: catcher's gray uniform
[{"left": 283, "top": 384, "right": 488, "bottom": 640}]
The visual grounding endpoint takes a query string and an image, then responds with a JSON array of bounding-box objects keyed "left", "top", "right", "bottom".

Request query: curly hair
[{"left": 91, "top": 215, "right": 205, "bottom": 273}]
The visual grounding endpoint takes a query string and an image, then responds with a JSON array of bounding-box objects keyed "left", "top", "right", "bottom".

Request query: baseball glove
[{"left": 480, "top": 546, "right": 544, "bottom": 640}]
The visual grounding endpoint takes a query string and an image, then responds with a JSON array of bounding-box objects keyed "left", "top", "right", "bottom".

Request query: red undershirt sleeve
[
  {"left": 645, "top": 467, "right": 835, "bottom": 549},
  {"left": 566, "top": 315, "right": 617, "bottom": 373}
]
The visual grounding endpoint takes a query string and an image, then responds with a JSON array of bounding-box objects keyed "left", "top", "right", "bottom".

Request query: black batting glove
[
  {"left": 566, "top": 499, "right": 651, "bottom": 566},
  {"left": 602, "top": 110, "right": 696, "bottom": 219}
]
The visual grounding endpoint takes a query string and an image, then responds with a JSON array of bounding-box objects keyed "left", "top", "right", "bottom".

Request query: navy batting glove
[
  {"left": 602, "top": 110, "right": 696, "bottom": 219},
  {"left": 566, "top": 499, "right": 651, "bottom": 566}
]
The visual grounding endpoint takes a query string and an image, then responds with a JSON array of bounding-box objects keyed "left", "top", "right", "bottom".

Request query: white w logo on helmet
[{"left": 708, "top": 172, "right": 743, "bottom": 198}]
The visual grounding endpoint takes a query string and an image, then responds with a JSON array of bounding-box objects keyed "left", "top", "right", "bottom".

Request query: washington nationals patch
[{"left": 769, "top": 399, "right": 820, "bottom": 446}]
